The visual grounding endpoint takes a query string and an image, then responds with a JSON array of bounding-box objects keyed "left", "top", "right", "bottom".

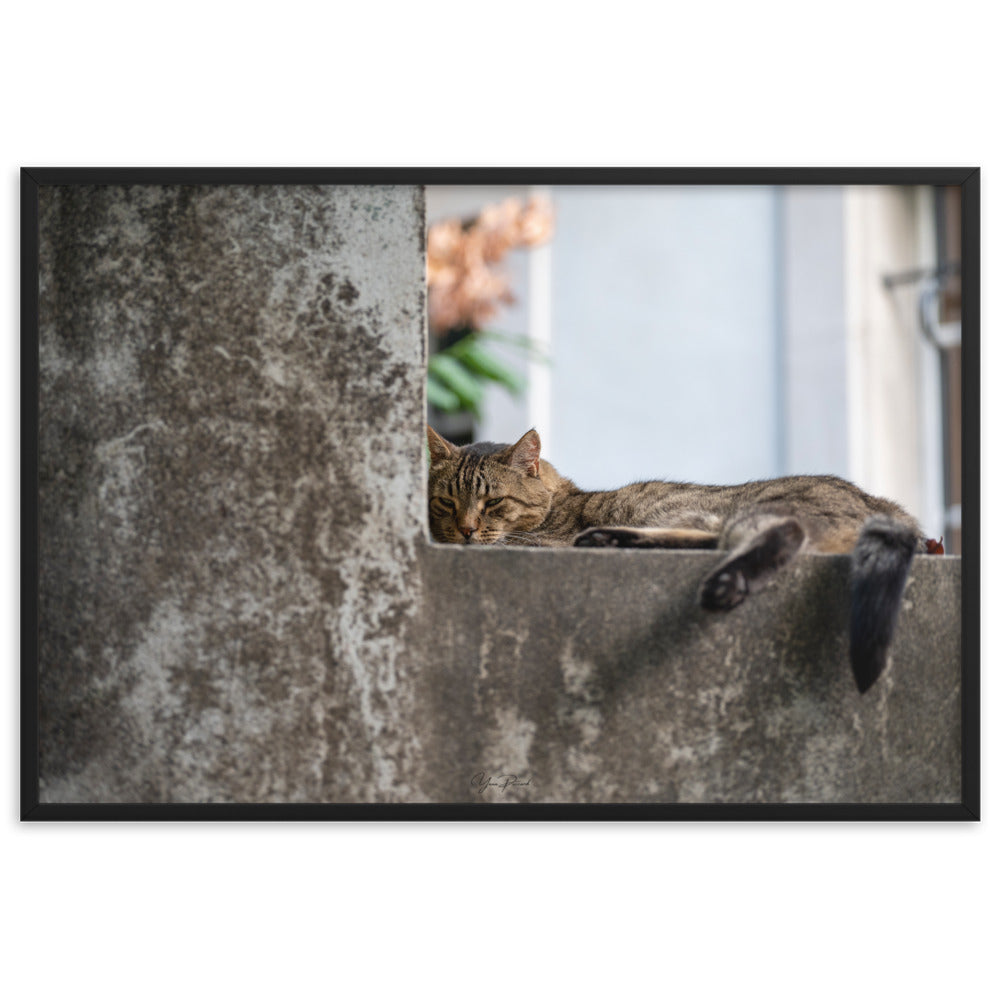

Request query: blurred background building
[{"left": 426, "top": 185, "right": 962, "bottom": 552}]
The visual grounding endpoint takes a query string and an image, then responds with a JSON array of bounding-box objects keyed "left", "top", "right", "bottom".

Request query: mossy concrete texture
[{"left": 36, "top": 183, "right": 962, "bottom": 804}]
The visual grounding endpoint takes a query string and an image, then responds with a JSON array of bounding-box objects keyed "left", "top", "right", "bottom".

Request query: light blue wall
[{"left": 548, "top": 186, "right": 781, "bottom": 490}]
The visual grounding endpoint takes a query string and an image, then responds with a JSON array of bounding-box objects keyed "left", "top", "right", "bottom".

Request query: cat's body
[{"left": 427, "top": 426, "right": 925, "bottom": 693}]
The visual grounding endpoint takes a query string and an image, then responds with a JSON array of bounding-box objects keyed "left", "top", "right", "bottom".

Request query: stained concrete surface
[
  {"left": 35, "top": 184, "right": 962, "bottom": 804},
  {"left": 418, "top": 547, "right": 960, "bottom": 803}
]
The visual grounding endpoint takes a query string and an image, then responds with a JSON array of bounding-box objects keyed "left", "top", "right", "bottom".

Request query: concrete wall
[
  {"left": 38, "top": 185, "right": 429, "bottom": 803},
  {"left": 36, "top": 183, "right": 962, "bottom": 805}
]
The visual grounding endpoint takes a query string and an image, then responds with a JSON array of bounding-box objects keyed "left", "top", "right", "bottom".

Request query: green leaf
[
  {"left": 426, "top": 372, "right": 461, "bottom": 412},
  {"left": 448, "top": 337, "right": 527, "bottom": 394},
  {"left": 428, "top": 353, "right": 485, "bottom": 416},
  {"left": 477, "top": 330, "right": 551, "bottom": 364}
]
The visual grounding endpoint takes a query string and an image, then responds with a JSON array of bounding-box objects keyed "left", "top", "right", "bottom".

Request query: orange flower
[
  {"left": 517, "top": 197, "right": 555, "bottom": 247},
  {"left": 427, "top": 196, "right": 554, "bottom": 335}
]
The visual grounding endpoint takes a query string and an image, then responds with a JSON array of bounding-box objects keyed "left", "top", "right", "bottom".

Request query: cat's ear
[
  {"left": 501, "top": 429, "right": 541, "bottom": 478},
  {"left": 427, "top": 425, "right": 458, "bottom": 464}
]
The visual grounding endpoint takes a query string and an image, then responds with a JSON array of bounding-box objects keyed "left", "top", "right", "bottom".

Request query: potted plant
[{"left": 426, "top": 196, "right": 554, "bottom": 443}]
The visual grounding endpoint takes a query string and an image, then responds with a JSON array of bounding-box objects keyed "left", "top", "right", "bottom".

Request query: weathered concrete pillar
[
  {"left": 39, "top": 185, "right": 429, "bottom": 802},
  {"left": 36, "top": 183, "right": 962, "bottom": 806}
]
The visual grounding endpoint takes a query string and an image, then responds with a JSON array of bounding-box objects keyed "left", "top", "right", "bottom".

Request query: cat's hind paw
[
  {"left": 573, "top": 527, "right": 644, "bottom": 548},
  {"left": 699, "top": 567, "right": 749, "bottom": 610}
]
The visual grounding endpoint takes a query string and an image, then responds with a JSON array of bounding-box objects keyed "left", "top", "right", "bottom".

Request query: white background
[{"left": 2, "top": 3, "right": 995, "bottom": 997}]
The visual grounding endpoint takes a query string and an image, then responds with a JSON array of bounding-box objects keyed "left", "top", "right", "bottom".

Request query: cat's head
[{"left": 426, "top": 426, "right": 553, "bottom": 545}]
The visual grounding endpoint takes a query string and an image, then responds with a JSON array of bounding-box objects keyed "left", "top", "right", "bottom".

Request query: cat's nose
[{"left": 458, "top": 524, "right": 475, "bottom": 539}]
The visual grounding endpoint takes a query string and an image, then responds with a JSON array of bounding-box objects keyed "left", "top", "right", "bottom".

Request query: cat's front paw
[
  {"left": 573, "top": 527, "right": 643, "bottom": 548},
  {"left": 699, "top": 567, "right": 749, "bottom": 610}
]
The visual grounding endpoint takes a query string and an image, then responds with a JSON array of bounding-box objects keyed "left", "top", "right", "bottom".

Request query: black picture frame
[{"left": 21, "top": 167, "right": 980, "bottom": 821}]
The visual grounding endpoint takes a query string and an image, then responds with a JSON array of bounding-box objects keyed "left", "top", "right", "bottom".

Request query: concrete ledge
[
  {"left": 416, "top": 547, "right": 960, "bottom": 803},
  {"left": 35, "top": 182, "right": 963, "bottom": 806}
]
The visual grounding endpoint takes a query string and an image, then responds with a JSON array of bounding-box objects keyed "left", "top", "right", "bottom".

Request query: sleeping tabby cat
[{"left": 427, "top": 425, "right": 925, "bottom": 693}]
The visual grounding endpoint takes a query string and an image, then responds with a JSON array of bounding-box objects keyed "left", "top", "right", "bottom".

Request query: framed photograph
[{"left": 21, "top": 168, "right": 979, "bottom": 819}]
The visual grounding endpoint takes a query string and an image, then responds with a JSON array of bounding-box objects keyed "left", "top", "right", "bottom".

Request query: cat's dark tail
[{"left": 849, "top": 515, "right": 919, "bottom": 693}]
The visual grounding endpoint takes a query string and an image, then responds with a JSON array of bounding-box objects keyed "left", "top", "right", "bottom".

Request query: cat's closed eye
[
  {"left": 437, "top": 497, "right": 456, "bottom": 509},
  {"left": 485, "top": 498, "right": 504, "bottom": 508}
]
